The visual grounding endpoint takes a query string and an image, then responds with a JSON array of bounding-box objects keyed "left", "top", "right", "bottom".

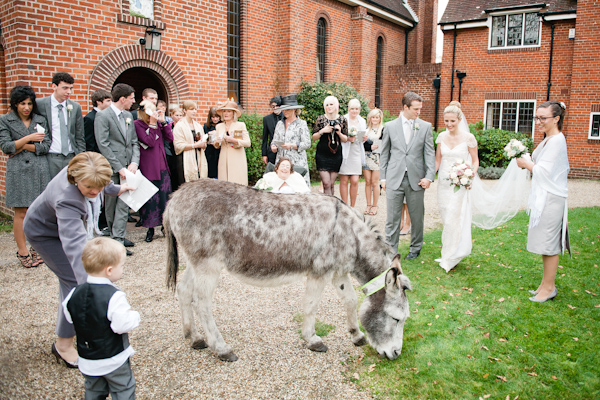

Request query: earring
[{"left": 74, "top": 183, "right": 78, "bottom": 187}]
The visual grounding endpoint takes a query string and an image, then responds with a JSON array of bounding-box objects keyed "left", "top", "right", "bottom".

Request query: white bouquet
[
  {"left": 254, "top": 178, "right": 273, "bottom": 191},
  {"left": 504, "top": 139, "right": 528, "bottom": 159},
  {"left": 447, "top": 159, "right": 474, "bottom": 193}
]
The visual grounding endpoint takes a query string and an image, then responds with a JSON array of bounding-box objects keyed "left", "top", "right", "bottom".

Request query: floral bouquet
[
  {"left": 253, "top": 178, "right": 273, "bottom": 191},
  {"left": 504, "top": 139, "right": 528, "bottom": 159},
  {"left": 348, "top": 126, "right": 357, "bottom": 137},
  {"left": 447, "top": 159, "right": 474, "bottom": 193}
]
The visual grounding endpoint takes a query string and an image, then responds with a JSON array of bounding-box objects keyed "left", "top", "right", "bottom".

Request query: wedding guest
[
  {"left": 312, "top": 96, "right": 348, "bottom": 195},
  {"left": 203, "top": 106, "right": 221, "bottom": 179},
  {"left": 173, "top": 100, "right": 207, "bottom": 183},
  {"left": 270, "top": 94, "right": 311, "bottom": 186},
  {"left": 157, "top": 100, "right": 172, "bottom": 124},
  {"left": 339, "top": 99, "right": 366, "bottom": 207},
  {"left": 214, "top": 100, "right": 251, "bottom": 185},
  {"left": 23, "top": 152, "right": 132, "bottom": 368},
  {"left": 37, "top": 72, "right": 86, "bottom": 178},
  {"left": 262, "top": 96, "right": 282, "bottom": 165},
  {"left": 0, "top": 85, "right": 51, "bottom": 268},
  {"left": 130, "top": 88, "right": 157, "bottom": 120},
  {"left": 256, "top": 157, "right": 310, "bottom": 194},
  {"left": 63, "top": 237, "right": 140, "bottom": 399},
  {"left": 134, "top": 100, "right": 173, "bottom": 243},
  {"left": 84, "top": 89, "right": 111, "bottom": 153},
  {"left": 167, "top": 107, "right": 184, "bottom": 190},
  {"left": 516, "top": 101, "right": 570, "bottom": 303},
  {"left": 362, "top": 108, "right": 384, "bottom": 216}
]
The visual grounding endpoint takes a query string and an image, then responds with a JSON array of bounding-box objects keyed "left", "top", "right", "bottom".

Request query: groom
[{"left": 380, "top": 92, "right": 435, "bottom": 259}]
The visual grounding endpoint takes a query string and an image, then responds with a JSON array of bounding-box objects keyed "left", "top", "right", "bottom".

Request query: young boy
[{"left": 63, "top": 237, "right": 140, "bottom": 400}]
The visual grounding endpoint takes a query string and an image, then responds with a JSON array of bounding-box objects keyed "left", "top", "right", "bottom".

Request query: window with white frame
[
  {"left": 485, "top": 100, "right": 535, "bottom": 134},
  {"left": 490, "top": 12, "right": 540, "bottom": 48},
  {"left": 589, "top": 113, "right": 600, "bottom": 139}
]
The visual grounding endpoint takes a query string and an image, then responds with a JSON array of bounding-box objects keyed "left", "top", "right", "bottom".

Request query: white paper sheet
[{"left": 119, "top": 170, "right": 158, "bottom": 212}]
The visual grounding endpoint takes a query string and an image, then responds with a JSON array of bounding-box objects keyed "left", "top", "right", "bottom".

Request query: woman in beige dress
[
  {"left": 172, "top": 100, "right": 208, "bottom": 183},
  {"left": 214, "top": 100, "right": 251, "bottom": 185}
]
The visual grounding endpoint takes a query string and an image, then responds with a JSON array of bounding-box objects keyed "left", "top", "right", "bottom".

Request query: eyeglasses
[
  {"left": 270, "top": 104, "right": 279, "bottom": 109},
  {"left": 534, "top": 116, "right": 554, "bottom": 122}
]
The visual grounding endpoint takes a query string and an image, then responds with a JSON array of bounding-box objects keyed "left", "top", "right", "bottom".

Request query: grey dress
[{"left": 0, "top": 112, "right": 51, "bottom": 207}]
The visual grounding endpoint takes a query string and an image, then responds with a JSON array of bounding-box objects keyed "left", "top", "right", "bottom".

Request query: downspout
[
  {"left": 404, "top": 26, "right": 414, "bottom": 64},
  {"left": 450, "top": 23, "right": 457, "bottom": 101},
  {"left": 541, "top": 15, "right": 556, "bottom": 101}
]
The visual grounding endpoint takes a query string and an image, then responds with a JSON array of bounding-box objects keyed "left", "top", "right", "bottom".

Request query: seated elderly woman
[{"left": 255, "top": 157, "right": 310, "bottom": 194}]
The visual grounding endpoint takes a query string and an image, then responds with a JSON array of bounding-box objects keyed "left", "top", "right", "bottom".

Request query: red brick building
[
  {"left": 0, "top": 0, "right": 442, "bottom": 214},
  {"left": 439, "top": 0, "right": 600, "bottom": 178}
]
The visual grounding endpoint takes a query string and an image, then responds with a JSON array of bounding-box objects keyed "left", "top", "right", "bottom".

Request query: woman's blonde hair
[
  {"left": 366, "top": 108, "right": 384, "bottom": 138},
  {"left": 443, "top": 104, "right": 463, "bottom": 121},
  {"left": 137, "top": 100, "right": 156, "bottom": 124},
  {"left": 181, "top": 100, "right": 197, "bottom": 112},
  {"left": 82, "top": 237, "right": 126, "bottom": 274},
  {"left": 348, "top": 98, "right": 361, "bottom": 110},
  {"left": 67, "top": 152, "right": 113, "bottom": 188},
  {"left": 323, "top": 96, "right": 339, "bottom": 114},
  {"left": 449, "top": 100, "right": 462, "bottom": 109}
]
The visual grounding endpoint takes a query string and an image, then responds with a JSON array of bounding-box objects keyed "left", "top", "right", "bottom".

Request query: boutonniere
[
  {"left": 66, "top": 103, "right": 73, "bottom": 117},
  {"left": 125, "top": 118, "right": 132, "bottom": 126},
  {"left": 414, "top": 122, "right": 420, "bottom": 131}
]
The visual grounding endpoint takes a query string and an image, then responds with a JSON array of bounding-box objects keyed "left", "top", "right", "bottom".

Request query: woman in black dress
[
  {"left": 312, "top": 95, "right": 348, "bottom": 195},
  {"left": 203, "top": 106, "right": 221, "bottom": 179}
]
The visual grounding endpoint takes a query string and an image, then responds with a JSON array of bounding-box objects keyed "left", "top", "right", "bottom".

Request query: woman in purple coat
[{"left": 135, "top": 100, "right": 173, "bottom": 242}]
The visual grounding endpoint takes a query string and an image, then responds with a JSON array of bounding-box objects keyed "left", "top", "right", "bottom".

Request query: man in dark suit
[
  {"left": 95, "top": 83, "right": 140, "bottom": 254},
  {"left": 261, "top": 96, "right": 282, "bottom": 165},
  {"left": 83, "top": 89, "right": 111, "bottom": 153},
  {"left": 37, "top": 72, "right": 86, "bottom": 178},
  {"left": 380, "top": 92, "right": 436, "bottom": 259}
]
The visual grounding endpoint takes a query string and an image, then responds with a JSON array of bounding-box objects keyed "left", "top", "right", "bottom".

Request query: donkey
[{"left": 164, "top": 179, "right": 411, "bottom": 362}]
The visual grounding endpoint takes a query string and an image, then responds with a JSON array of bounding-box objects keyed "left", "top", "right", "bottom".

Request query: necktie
[
  {"left": 404, "top": 120, "right": 412, "bottom": 145},
  {"left": 118, "top": 112, "right": 127, "bottom": 137},
  {"left": 57, "top": 104, "right": 69, "bottom": 155}
]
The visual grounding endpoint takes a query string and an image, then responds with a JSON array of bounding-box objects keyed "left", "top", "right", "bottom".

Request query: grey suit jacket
[
  {"left": 23, "top": 167, "right": 120, "bottom": 284},
  {"left": 94, "top": 108, "right": 140, "bottom": 174},
  {"left": 36, "top": 96, "right": 86, "bottom": 154},
  {"left": 379, "top": 116, "right": 436, "bottom": 191}
]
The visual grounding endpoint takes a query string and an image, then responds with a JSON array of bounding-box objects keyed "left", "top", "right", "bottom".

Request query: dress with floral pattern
[{"left": 272, "top": 118, "right": 311, "bottom": 185}]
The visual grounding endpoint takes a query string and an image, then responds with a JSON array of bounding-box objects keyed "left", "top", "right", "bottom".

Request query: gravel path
[{"left": 0, "top": 179, "right": 598, "bottom": 399}]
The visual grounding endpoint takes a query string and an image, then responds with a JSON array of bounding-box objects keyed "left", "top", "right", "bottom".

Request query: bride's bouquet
[
  {"left": 447, "top": 159, "right": 474, "bottom": 192},
  {"left": 504, "top": 139, "right": 528, "bottom": 159}
]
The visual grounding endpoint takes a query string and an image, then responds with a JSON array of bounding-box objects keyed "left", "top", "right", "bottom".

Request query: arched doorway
[{"left": 113, "top": 67, "right": 168, "bottom": 108}]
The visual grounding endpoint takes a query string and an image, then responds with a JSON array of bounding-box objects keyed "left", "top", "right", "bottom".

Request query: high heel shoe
[
  {"left": 145, "top": 227, "right": 155, "bottom": 243},
  {"left": 529, "top": 287, "right": 558, "bottom": 303},
  {"left": 528, "top": 290, "right": 538, "bottom": 295},
  {"left": 51, "top": 343, "right": 78, "bottom": 369}
]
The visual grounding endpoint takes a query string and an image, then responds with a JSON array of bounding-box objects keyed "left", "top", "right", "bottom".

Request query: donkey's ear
[
  {"left": 391, "top": 254, "right": 403, "bottom": 275},
  {"left": 385, "top": 266, "right": 400, "bottom": 293}
]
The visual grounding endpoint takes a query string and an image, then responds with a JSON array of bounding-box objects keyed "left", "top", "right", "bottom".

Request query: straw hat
[
  {"left": 216, "top": 99, "right": 242, "bottom": 118},
  {"left": 278, "top": 94, "right": 304, "bottom": 111}
]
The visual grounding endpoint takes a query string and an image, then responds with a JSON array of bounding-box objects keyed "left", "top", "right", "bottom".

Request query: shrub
[
  {"left": 473, "top": 128, "right": 533, "bottom": 168},
  {"left": 478, "top": 166, "right": 506, "bottom": 179},
  {"left": 239, "top": 112, "right": 265, "bottom": 185}
]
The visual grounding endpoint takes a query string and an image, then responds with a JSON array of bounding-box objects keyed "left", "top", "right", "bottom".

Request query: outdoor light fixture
[
  {"left": 456, "top": 70, "right": 467, "bottom": 102},
  {"left": 139, "top": 26, "right": 162, "bottom": 51}
]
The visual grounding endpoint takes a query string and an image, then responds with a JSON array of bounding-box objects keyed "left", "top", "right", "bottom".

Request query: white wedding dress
[{"left": 436, "top": 131, "right": 477, "bottom": 272}]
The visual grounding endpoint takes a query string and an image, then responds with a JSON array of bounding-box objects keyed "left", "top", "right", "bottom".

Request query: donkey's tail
[{"left": 164, "top": 210, "right": 179, "bottom": 291}]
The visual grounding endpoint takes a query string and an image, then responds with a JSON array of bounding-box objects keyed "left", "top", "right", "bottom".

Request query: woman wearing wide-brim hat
[
  {"left": 213, "top": 99, "right": 251, "bottom": 186},
  {"left": 270, "top": 94, "right": 311, "bottom": 186}
]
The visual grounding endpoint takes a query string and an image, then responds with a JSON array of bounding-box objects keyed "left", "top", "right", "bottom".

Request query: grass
[
  {"left": 293, "top": 313, "right": 336, "bottom": 337},
  {"left": 0, "top": 212, "right": 13, "bottom": 233},
  {"left": 349, "top": 207, "right": 600, "bottom": 399}
]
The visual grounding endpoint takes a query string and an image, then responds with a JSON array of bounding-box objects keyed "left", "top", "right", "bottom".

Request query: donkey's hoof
[
  {"left": 308, "top": 342, "right": 328, "bottom": 353},
  {"left": 191, "top": 339, "right": 208, "bottom": 349},
  {"left": 218, "top": 351, "right": 238, "bottom": 362},
  {"left": 353, "top": 336, "right": 367, "bottom": 347}
]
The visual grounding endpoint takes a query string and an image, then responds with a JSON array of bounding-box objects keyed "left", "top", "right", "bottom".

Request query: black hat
[{"left": 278, "top": 94, "right": 304, "bottom": 111}]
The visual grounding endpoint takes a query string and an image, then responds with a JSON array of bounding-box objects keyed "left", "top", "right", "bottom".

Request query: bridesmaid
[
  {"left": 0, "top": 85, "right": 51, "bottom": 268},
  {"left": 213, "top": 100, "right": 251, "bottom": 186},
  {"left": 339, "top": 98, "right": 366, "bottom": 207}
]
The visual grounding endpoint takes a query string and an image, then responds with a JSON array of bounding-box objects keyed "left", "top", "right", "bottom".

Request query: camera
[{"left": 328, "top": 120, "right": 337, "bottom": 127}]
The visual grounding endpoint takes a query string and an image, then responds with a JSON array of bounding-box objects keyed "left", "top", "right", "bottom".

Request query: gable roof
[
  {"left": 367, "top": 0, "right": 416, "bottom": 22},
  {"left": 440, "top": 0, "right": 577, "bottom": 25}
]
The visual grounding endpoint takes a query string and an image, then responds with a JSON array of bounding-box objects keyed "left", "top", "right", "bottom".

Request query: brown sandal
[
  {"left": 369, "top": 206, "right": 378, "bottom": 215},
  {"left": 29, "top": 247, "right": 44, "bottom": 266},
  {"left": 16, "top": 252, "right": 36, "bottom": 268},
  {"left": 364, "top": 206, "right": 372, "bottom": 215}
]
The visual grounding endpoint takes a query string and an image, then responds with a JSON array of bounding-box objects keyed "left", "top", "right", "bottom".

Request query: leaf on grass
[
  {"left": 467, "top": 354, "right": 472, "bottom": 359},
  {"left": 436, "top": 276, "right": 440, "bottom": 281},
  {"left": 428, "top": 307, "right": 435, "bottom": 311},
  {"left": 484, "top": 332, "right": 490, "bottom": 338},
  {"left": 483, "top": 395, "right": 491, "bottom": 399},
  {"left": 528, "top": 372, "right": 538, "bottom": 376},
  {"left": 368, "top": 364, "right": 376, "bottom": 372},
  {"left": 573, "top": 337, "right": 579, "bottom": 341},
  {"left": 428, "top": 361, "right": 432, "bottom": 366},
  {"left": 466, "top": 310, "right": 474, "bottom": 316},
  {"left": 449, "top": 293, "right": 454, "bottom": 297},
  {"left": 427, "top": 323, "right": 433, "bottom": 326},
  {"left": 499, "top": 338, "right": 507, "bottom": 342},
  {"left": 483, "top": 373, "right": 489, "bottom": 378},
  {"left": 552, "top": 376, "right": 558, "bottom": 380},
  {"left": 573, "top": 289, "right": 578, "bottom": 293},
  {"left": 568, "top": 304, "right": 577, "bottom": 309},
  {"left": 595, "top": 305, "right": 600, "bottom": 308},
  {"left": 498, "top": 297, "right": 505, "bottom": 302},
  {"left": 353, "top": 373, "right": 360, "bottom": 380},
  {"left": 488, "top": 356, "right": 502, "bottom": 362},
  {"left": 481, "top": 345, "right": 489, "bottom": 351},
  {"left": 435, "top": 315, "right": 439, "bottom": 319},
  {"left": 496, "top": 375, "right": 507, "bottom": 382},
  {"left": 417, "top": 334, "right": 424, "bottom": 338},
  {"left": 585, "top": 290, "right": 598, "bottom": 296},
  {"left": 415, "top": 301, "right": 422, "bottom": 305},
  {"left": 413, "top": 309, "right": 419, "bottom": 313},
  {"left": 558, "top": 265, "right": 563, "bottom": 269}
]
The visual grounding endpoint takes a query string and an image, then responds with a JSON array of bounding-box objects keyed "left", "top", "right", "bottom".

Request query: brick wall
[{"left": 387, "top": 63, "right": 442, "bottom": 123}]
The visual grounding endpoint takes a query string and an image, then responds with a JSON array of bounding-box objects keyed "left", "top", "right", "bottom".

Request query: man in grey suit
[
  {"left": 95, "top": 83, "right": 140, "bottom": 253},
  {"left": 380, "top": 92, "right": 436, "bottom": 259},
  {"left": 37, "top": 72, "right": 86, "bottom": 178}
]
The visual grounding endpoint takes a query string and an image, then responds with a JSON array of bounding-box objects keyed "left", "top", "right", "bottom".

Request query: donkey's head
[{"left": 359, "top": 254, "right": 411, "bottom": 360}]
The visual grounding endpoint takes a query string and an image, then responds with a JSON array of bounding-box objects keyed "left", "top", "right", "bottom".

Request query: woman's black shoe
[
  {"left": 51, "top": 343, "right": 78, "bottom": 369},
  {"left": 145, "top": 228, "right": 154, "bottom": 243},
  {"left": 135, "top": 219, "right": 143, "bottom": 227}
]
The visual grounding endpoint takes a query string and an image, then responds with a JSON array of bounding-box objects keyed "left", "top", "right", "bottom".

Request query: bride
[{"left": 435, "top": 105, "right": 479, "bottom": 272}]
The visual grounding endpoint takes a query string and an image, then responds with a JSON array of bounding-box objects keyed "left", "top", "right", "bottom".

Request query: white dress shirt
[
  {"left": 63, "top": 276, "right": 140, "bottom": 376},
  {"left": 48, "top": 94, "right": 73, "bottom": 154}
]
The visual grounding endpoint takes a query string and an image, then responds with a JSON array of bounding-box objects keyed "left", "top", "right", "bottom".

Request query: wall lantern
[
  {"left": 456, "top": 71, "right": 467, "bottom": 102},
  {"left": 139, "top": 26, "right": 161, "bottom": 51}
]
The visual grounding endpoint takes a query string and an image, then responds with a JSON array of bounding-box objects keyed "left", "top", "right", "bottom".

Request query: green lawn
[{"left": 349, "top": 207, "right": 600, "bottom": 399}]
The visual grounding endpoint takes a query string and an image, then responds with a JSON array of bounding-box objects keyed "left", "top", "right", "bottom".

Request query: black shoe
[
  {"left": 145, "top": 228, "right": 154, "bottom": 243},
  {"left": 51, "top": 343, "right": 78, "bottom": 369},
  {"left": 405, "top": 251, "right": 420, "bottom": 260},
  {"left": 126, "top": 249, "right": 133, "bottom": 256},
  {"left": 135, "top": 219, "right": 143, "bottom": 227},
  {"left": 99, "top": 227, "right": 111, "bottom": 237},
  {"left": 128, "top": 216, "right": 137, "bottom": 223},
  {"left": 123, "top": 238, "right": 135, "bottom": 247}
]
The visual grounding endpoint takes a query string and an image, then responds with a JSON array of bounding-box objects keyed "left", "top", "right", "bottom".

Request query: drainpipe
[
  {"left": 433, "top": 75, "right": 441, "bottom": 131},
  {"left": 450, "top": 23, "right": 457, "bottom": 101},
  {"left": 404, "top": 26, "right": 414, "bottom": 64}
]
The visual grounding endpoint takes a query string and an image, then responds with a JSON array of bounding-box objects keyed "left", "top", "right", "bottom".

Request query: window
[
  {"left": 129, "top": 0, "right": 154, "bottom": 19},
  {"left": 490, "top": 12, "right": 540, "bottom": 48},
  {"left": 316, "top": 18, "right": 326, "bottom": 83},
  {"left": 375, "top": 36, "right": 383, "bottom": 108},
  {"left": 590, "top": 113, "right": 600, "bottom": 140},
  {"left": 227, "top": 0, "right": 241, "bottom": 102},
  {"left": 485, "top": 100, "right": 535, "bottom": 134}
]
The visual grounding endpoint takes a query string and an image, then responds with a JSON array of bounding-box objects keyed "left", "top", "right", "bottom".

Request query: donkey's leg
[
  {"left": 303, "top": 275, "right": 328, "bottom": 352},
  {"left": 333, "top": 273, "right": 367, "bottom": 346},
  {"left": 192, "top": 264, "right": 238, "bottom": 362},
  {"left": 176, "top": 267, "right": 207, "bottom": 349}
]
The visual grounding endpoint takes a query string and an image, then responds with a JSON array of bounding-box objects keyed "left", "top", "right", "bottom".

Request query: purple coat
[{"left": 135, "top": 119, "right": 173, "bottom": 181}]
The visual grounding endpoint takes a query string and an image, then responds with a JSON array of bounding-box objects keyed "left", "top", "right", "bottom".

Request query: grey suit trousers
[
  {"left": 105, "top": 173, "right": 129, "bottom": 243},
  {"left": 47, "top": 152, "right": 75, "bottom": 179},
  {"left": 83, "top": 359, "right": 136, "bottom": 400},
  {"left": 385, "top": 175, "right": 425, "bottom": 254}
]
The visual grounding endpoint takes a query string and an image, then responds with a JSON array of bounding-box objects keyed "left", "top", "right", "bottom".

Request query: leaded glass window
[
  {"left": 375, "top": 36, "right": 383, "bottom": 108},
  {"left": 590, "top": 114, "right": 600, "bottom": 139},
  {"left": 317, "top": 18, "right": 326, "bottom": 83},
  {"left": 491, "top": 16, "right": 505, "bottom": 47},
  {"left": 485, "top": 100, "right": 535, "bottom": 134},
  {"left": 490, "top": 12, "right": 539, "bottom": 48},
  {"left": 227, "top": 0, "right": 241, "bottom": 102}
]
